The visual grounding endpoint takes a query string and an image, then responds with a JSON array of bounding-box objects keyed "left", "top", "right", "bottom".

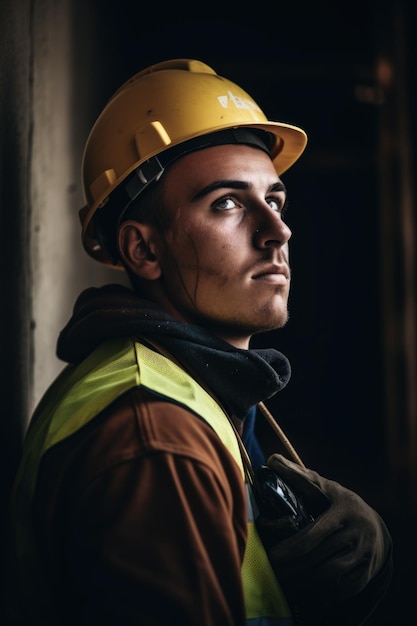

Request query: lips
[{"left": 251, "top": 264, "right": 290, "bottom": 281}]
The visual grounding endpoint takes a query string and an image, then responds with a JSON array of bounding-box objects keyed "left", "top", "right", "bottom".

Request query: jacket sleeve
[{"left": 34, "top": 388, "right": 248, "bottom": 626}]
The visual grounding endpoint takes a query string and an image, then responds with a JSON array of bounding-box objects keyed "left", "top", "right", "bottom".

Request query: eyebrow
[{"left": 192, "top": 179, "right": 287, "bottom": 201}]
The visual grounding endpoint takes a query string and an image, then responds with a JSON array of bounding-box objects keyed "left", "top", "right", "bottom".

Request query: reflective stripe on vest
[{"left": 11, "top": 338, "right": 292, "bottom": 624}]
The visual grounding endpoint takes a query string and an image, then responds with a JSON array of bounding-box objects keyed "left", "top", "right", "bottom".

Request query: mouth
[{"left": 251, "top": 264, "right": 290, "bottom": 283}]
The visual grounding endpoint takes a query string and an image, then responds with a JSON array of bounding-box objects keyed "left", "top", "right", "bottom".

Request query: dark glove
[{"left": 256, "top": 453, "right": 393, "bottom": 626}]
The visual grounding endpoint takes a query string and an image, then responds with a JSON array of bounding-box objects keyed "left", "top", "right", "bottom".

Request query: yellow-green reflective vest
[{"left": 11, "top": 338, "right": 293, "bottom": 625}]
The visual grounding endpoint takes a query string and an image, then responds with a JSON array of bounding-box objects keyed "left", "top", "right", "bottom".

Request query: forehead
[{"left": 162, "top": 143, "right": 280, "bottom": 195}]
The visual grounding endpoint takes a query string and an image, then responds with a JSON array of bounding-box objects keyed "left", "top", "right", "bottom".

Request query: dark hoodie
[
  {"left": 58, "top": 283, "right": 292, "bottom": 464},
  {"left": 57, "top": 283, "right": 292, "bottom": 420}
]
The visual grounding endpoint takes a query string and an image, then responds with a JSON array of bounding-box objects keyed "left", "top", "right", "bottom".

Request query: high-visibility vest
[{"left": 10, "top": 338, "right": 293, "bottom": 624}]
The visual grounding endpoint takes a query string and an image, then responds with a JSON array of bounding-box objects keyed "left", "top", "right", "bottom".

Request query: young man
[{"left": 8, "top": 59, "right": 392, "bottom": 625}]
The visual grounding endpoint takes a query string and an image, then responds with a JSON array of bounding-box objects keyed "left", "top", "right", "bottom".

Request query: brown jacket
[{"left": 32, "top": 386, "right": 247, "bottom": 625}]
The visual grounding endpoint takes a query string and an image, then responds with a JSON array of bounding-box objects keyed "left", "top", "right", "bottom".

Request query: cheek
[
  {"left": 193, "top": 241, "right": 237, "bottom": 283},
  {"left": 167, "top": 224, "right": 234, "bottom": 269},
  {"left": 166, "top": 238, "right": 236, "bottom": 297}
]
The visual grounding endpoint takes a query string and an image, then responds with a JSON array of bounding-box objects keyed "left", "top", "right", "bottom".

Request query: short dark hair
[
  {"left": 120, "top": 177, "right": 172, "bottom": 232},
  {"left": 92, "top": 175, "right": 172, "bottom": 266}
]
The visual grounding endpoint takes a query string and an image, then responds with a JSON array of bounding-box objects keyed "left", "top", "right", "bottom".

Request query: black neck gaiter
[{"left": 57, "top": 284, "right": 291, "bottom": 419}]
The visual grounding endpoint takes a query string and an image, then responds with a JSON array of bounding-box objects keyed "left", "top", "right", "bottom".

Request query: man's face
[{"left": 150, "top": 143, "right": 292, "bottom": 348}]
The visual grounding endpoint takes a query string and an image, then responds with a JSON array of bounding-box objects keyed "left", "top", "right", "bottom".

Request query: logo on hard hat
[{"left": 217, "top": 91, "right": 262, "bottom": 117}]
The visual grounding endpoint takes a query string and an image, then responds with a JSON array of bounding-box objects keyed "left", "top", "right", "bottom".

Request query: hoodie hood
[{"left": 57, "top": 284, "right": 291, "bottom": 419}]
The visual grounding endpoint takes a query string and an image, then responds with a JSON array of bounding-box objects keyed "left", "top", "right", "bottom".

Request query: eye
[
  {"left": 212, "top": 195, "right": 241, "bottom": 211},
  {"left": 266, "top": 196, "right": 289, "bottom": 216},
  {"left": 266, "top": 198, "right": 280, "bottom": 211}
]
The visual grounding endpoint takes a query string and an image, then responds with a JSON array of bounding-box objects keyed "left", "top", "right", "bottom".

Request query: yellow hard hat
[{"left": 79, "top": 58, "right": 308, "bottom": 267}]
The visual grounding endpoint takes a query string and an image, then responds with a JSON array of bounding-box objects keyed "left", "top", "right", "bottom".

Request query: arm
[{"left": 36, "top": 389, "right": 247, "bottom": 625}]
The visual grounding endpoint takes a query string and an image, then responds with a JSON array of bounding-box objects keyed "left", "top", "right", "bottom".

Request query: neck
[
  {"left": 213, "top": 333, "right": 250, "bottom": 350},
  {"left": 138, "top": 288, "right": 253, "bottom": 350}
]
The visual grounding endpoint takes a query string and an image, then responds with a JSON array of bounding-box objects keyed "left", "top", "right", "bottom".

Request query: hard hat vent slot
[
  {"left": 135, "top": 121, "right": 172, "bottom": 158},
  {"left": 90, "top": 169, "right": 117, "bottom": 204}
]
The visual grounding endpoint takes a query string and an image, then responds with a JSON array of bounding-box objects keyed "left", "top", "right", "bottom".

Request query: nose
[{"left": 253, "top": 205, "right": 292, "bottom": 249}]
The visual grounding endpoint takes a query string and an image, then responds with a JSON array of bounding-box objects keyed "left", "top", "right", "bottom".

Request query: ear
[{"left": 117, "top": 221, "right": 162, "bottom": 280}]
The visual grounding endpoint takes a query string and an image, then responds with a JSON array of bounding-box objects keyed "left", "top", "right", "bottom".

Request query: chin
[
  {"left": 256, "top": 308, "right": 289, "bottom": 330},
  {"left": 247, "top": 317, "right": 289, "bottom": 339}
]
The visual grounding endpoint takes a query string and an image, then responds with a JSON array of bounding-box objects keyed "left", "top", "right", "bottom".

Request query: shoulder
[
  {"left": 100, "top": 386, "right": 241, "bottom": 471},
  {"left": 37, "top": 386, "right": 243, "bottom": 499}
]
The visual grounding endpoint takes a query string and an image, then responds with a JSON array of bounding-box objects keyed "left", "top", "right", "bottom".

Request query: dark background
[
  {"left": 87, "top": 1, "right": 412, "bottom": 478},
  {"left": 84, "top": 3, "right": 417, "bottom": 622},
  {"left": 91, "top": 5, "right": 386, "bottom": 461}
]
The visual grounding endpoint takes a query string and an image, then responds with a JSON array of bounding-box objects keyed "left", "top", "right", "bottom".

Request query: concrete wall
[
  {"left": 0, "top": 0, "right": 125, "bottom": 561},
  {"left": 0, "top": 0, "right": 123, "bottom": 439},
  {"left": 29, "top": 0, "right": 123, "bottom": 416}
]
